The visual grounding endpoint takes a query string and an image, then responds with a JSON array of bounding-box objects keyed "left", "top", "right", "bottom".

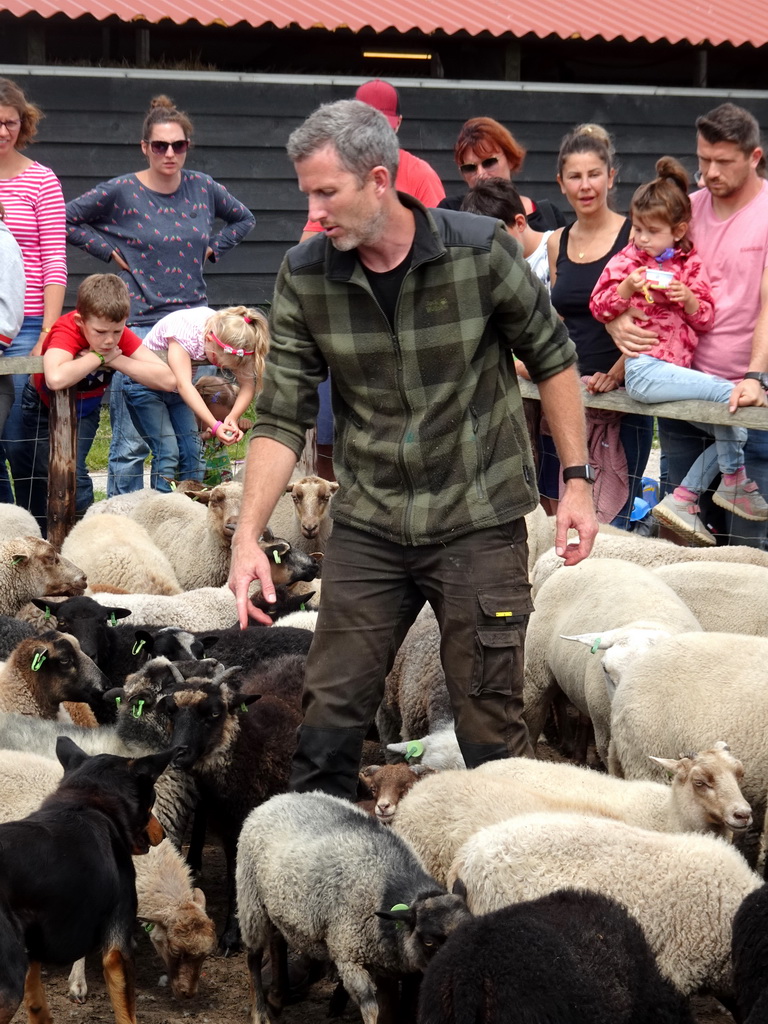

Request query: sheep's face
[
  {"left": 198, "top": 483, "right": 243, "bottom": 545},
  {"left": 287, "top": 477, "right": 339, "bottom": 540},
  {"left": 145, "top": 895, "right": 216, "bottom": 999},
  {"left": 379, "top": 892, "right": 471, "bottom": 971},
  {"left": 359, "top": 764, "right": 432, "bottom": 823},
  {"left": 5, "top": 536, "right": 88, "bottom": 599},
  {"left": 161, "top": 679, "right": 259, "bottom": 771},
  {"left": 651, "top": 743, "right": 753, "bottom": 835},
  {"left": 28, "top": 631, "right": 109, "bottom": 704},
  {"left": 261, "top": 539, "right": 320, "bottom": 587}
]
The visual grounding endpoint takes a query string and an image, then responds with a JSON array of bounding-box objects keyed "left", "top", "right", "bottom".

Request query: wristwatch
[
  {"left": 743, "top": 372, "right": 768, "bottom": 391},
  {"left": 562, "top": 465, "right": 596, "bottom": 483}
]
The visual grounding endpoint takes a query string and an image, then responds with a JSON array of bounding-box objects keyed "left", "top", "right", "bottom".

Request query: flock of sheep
[{"left": 1, "top": 479, "right": 767, "bottom": 1023}]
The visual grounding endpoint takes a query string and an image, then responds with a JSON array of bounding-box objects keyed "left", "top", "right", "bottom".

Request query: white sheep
[
  {"left": 532, "top": 531, "right": 768, "bottom": 596},
  {"left": 377, "top": 605, "right": 465, "bottom": 771},
  {"left": 84, "top": 487, "right": 160, "bottom": 518},
  {"left": 236, "top": 791, "right": 470, "bottom": 1024},
  {"left": 62, "top": 514, "right": 182, "bottom": 596},
  {"left": 129, "top": 482, "right": 243, "bottom": 589},
  {"left": 652, "top": 561, "right": 768, "bottom": 636},
  {"left": 267, "top": 475, "right": 338, "bottom": 558},
  {"left": 393, "top": 743, "right": 752, "bottom": 886},
  {"left": 88, "top": 536, "right": 319, "bottom": 631},
  {"left": 447, "top": 812, "right": 761, "bottom": 1000},
  {"left": 387, "top": 727, "right": 464, "bottom": 772},
  {"left": 0, "top": 505, "right": 41, "bottom": 543},
  {"left": 523, "top": 558, "right": 701, "bottom": 762},
  {"left": 0, "top": 535, "right": 86, "bottom": 616}
]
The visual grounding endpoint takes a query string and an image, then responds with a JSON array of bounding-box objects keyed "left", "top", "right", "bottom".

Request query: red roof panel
[{"left": 3, "top": 0, "right": 767, "bottom": 48}]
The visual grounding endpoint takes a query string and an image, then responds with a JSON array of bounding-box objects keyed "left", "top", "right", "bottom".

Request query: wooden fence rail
[{"left": 1, "top": 356, "right": 767, "bottom": 551}]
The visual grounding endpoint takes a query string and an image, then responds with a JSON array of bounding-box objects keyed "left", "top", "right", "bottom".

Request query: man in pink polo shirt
[{"left": 610, "top": 102, "right": 768, "bottom": 547}]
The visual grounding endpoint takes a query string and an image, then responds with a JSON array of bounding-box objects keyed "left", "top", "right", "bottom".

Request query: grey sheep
[{"left": 235, "top": 791, "right": 471, "bottom": 1024}]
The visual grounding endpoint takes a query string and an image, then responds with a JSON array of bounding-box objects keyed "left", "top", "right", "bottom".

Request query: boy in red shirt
[{"left": 18, "top": 274, "right": 175, "bottom": 533}]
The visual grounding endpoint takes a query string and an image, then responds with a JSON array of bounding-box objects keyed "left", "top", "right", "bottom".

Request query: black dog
[{"left": 0, "top": 736, "right": 176, "bottom": 1024}]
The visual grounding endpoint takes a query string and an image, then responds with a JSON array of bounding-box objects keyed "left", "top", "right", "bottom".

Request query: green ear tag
[
  {"left": 170, "top": 480, "right": 177, "bottom": 491},
  {"left": 9, "top": 556, "right": 23, "bottom": 566},
  {"left": 132, "top": 699, "right": 145, "bottom": 719},
  {"left": 109, "top": 613, "right": 117, "bottom": 627},
  {"left": 404, "top": 740, "right": 424, "bottom": 762},
  {"left": 390, "top": 903, "right": 410, "bottom": 929},
  {"left": 44, "top": 606, "right": 51, "bottom": 622},
  {"left": 31, "top": 651, "right": 47, "bottom": 672},
  {"left": 240, "top": 703, "right": 248, "bottom": 713},
  {"left": 300, "top": 604, "right": 306, "bottom": 612},
  {"left": 143, "top": 921, "right": 154, "bottom": 934},
  {"left": 590, "top": 638, "right": 602, "bottom": 655},
  {"left": 115, "top": 695, "right": 122, "bottom": 707},
  {"left": 273, "top": 550, "right": 281, "bottom": 564},
  {"left": 132, "top": 638, "right": 146, "bottom": 656}
]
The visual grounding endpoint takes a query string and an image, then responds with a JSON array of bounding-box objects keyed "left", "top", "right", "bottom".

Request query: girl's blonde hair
[
  {"left": 204, "top": 306, "right": 269, "bottom": 391},
  {"left": 631, "top": 156, "right": 693, "bottom": 251}
]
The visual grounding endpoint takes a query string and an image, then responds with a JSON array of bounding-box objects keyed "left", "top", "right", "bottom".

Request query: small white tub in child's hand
[{"left": 645, "top": 268, "right": 674, "bottom": 289}]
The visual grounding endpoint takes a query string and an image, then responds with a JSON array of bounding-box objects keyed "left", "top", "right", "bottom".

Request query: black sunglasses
[
  {"left": 459, "top": 156, "right": 500, "bottom": 175},
  {"left": 147, "top": 139, "right": 190, "bottom": 155}
]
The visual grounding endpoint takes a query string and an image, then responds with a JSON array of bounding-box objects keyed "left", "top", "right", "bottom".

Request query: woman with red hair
[{"left": 440, "top": 116, "right": 565, "bottom": 231}]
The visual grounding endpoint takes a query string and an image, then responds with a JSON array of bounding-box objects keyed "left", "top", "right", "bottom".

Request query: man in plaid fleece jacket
[{"left": 230, "top": 100, "right": 598, "bottom": 798}]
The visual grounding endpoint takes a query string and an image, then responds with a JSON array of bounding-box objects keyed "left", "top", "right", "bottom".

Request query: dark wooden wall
[{"left": 8, "top": 69, "right": 768, "bottom": 308}]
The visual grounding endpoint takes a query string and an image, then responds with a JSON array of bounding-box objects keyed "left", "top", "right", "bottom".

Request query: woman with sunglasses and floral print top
[
  {"left": 65, "top": 94, "right": 255, "bottom": 498},
  {"left": 123, "top": 304, "right": 269, "bottom": 491},
  {"left": 439, "top": 117, "right": 565, "bottom": 232}
]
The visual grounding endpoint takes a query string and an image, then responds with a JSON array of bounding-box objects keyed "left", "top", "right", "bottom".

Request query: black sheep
[
  {"left": 31, "top": 595, "right": 216, "bottom": 721},
  {"left": 193, "top": 621, "right": 313, "bottom": 669},
  {"left": 155, "top": 654, "right": 305, "bottom": 953},
  {"left": 732, "top": 883, "right": 768, "bottom": 1023},
  {"left": 418, "top": 888, "right": 694, "bottom": 1024}
]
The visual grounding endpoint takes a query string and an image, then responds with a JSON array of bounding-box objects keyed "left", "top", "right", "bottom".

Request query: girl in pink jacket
[{"left": 590, "top": 156, "right": 768, "bottom": 544}]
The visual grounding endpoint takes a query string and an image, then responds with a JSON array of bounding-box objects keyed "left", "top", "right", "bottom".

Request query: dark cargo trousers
[{"left": 290, "top": 518, "right": 535, "bottom": 799}]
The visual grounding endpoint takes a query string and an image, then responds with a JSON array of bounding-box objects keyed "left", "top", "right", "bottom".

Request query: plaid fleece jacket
[{"left": 253, "top": 196, "right": 577, "bottom": 546}]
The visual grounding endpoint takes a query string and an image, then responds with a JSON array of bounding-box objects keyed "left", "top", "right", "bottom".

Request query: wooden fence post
[{"left": 47, "top": 387, "right": 77, "bottom": 550}]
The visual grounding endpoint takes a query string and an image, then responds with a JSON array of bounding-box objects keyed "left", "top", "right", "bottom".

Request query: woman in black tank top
[{"left": 541, "top": 124, "right": 653, "bottom": 527}]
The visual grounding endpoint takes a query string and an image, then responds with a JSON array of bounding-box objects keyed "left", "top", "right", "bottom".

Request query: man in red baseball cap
[{"left": 300, "top": 79, "right": 445, "bottom": 243}]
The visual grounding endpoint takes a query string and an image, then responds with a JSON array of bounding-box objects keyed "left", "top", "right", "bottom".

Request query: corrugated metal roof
[{"left": 3, "top": 0, "right": 767, "bottom": 48}]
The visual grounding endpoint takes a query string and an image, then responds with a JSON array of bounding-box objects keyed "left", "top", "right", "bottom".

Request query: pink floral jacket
[{"left": 589, "top": 242, "right": 715, "bottom": 368}]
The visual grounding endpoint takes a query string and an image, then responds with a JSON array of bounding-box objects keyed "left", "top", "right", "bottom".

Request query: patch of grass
[{"left": 85, "top": 408, "right": 112, "bottom": 472}]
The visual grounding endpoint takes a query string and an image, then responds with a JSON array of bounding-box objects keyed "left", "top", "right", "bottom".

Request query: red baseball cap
[{"left": 355, "top": 80, "right": 401, "bottom": 129}]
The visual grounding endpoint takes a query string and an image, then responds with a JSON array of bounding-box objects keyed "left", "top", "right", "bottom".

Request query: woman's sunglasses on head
[
  {"left": 147, "top": 139, "right": 190, "bottom": 155},
  {"left": 459, "top": 156, "right": 500, "bottom": 175}
]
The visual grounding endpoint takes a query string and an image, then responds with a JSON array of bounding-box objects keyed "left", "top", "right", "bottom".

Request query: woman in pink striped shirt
[{"left": 0, "top": 77, "right": 67, "bottom": 502}]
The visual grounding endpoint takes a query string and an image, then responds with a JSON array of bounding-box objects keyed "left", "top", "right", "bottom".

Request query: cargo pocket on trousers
[{"left": 469, "top": 586, "right": 534, "bottom": 698}]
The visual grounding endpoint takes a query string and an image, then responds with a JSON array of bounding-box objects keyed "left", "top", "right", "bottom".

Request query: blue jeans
[
  {"left": 659, "top": 417, "right": 768, "bottom": 547},
  {"left": 1, "top": 315, "right": 42, "bottom": 505},
  {"left": 625, "top": 355, "right": 745, "bottom": 481},
  {"left": 107, "top": 322, "right": 151, "bottom": 496},
  {"left": 123, "top": 379, "right": 202, "bottom": 491},
  {"left": 17, "top": 382, "right": 101, "bottom": 536}
]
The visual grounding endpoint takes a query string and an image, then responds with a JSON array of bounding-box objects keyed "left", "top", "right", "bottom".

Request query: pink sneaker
[
  {"left": 651, "top": 494, "right": 715, "bottom": 546},
  {"left": 713, "top": 477, "right": 768, "bottom": 521}
]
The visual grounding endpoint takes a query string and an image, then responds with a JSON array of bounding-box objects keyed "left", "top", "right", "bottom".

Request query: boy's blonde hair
[
  {"left": 76, "top": 274, "right": 131, "bottom": 323},
  {"left": 204, "top": 306, "right": 269, "bottom": 390}
]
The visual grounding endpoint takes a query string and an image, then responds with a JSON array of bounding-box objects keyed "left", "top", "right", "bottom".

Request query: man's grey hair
[{"left": 287, "top": 100, "right": 399, "bottom": 185}]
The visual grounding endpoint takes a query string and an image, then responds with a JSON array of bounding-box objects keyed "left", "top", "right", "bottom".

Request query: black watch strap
[
  {"left": 562, "top": 464, "right": 596, "bottom": 483},
  {"left": 743, "top": 372, "right": 768, "bottom": 391}
]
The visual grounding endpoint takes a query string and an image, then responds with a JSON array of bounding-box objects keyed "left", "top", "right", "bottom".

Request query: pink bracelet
[{"left": 212, "top": 420, "right": 223, "bottom": 437}]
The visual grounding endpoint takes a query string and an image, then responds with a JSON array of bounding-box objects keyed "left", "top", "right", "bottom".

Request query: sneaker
[
  {"left": 712, "top": 477, "right": 768, "bottom": 521},
  {"left": 651, "top": 494, "right": 716, "bottom": 546}
]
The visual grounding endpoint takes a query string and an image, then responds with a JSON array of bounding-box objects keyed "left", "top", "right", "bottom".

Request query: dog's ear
[
  {"left": 131, "top": 746, "right": 180, "bottom": 783},
  {"left": 56, "top": 736, "right": 89, "bottom": 773}
]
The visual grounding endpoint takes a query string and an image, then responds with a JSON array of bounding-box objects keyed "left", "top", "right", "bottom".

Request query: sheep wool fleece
[{"left": 256, "top": 197, "right": 575, "bottom": 796}]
